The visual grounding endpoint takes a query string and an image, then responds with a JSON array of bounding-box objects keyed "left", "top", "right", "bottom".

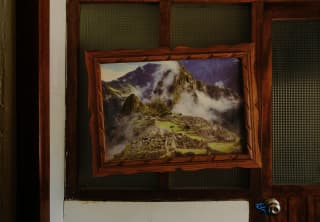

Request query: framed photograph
[{"left": 85, "top": 44, "right": 261, "bottom": 176}]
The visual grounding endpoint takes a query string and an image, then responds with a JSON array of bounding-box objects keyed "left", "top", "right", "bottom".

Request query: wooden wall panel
[
  {"left": 288, "top": 196, "right": 307, "bottom": 222},
  {"left": 308, "top": 196, "right": 320, "bottom": 222},
  {"left": 39, "top": 0, "right": 50, "bottom": 221},
  {"left": 0, "top": 0, "right": 16, "bottom": 221}
]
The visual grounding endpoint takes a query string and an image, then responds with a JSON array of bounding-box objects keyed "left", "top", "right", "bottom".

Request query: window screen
[
  {"left": 79, "top": 4, "right": 160, "bottom": 189},
  {"left": 78, "top": 3, "right": 251, "bottom": 191},
  {"left": 272, "top": 20, "right": 320, "bottom": 185},
  {"left": 171, "top": 4, "right": 251, "bottom": 47},
  {"left": 169, "top": 4, "right": 251, "bottom": 190}
]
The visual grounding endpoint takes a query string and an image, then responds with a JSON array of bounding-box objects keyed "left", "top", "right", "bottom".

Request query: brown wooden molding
[
  {"left": 172, "top": 0, "right": 256, "bottom": 3},
  {"left": 66, "top": 0, "right": 80, "bottom": 198},
  {"left": 79, "top": 0, "right": 159, "bottom": 2},
  {"left": 39, "top": 0, "right": 50, "bottom": 221},
  {"left": 159, "top": 0, "right": 171, "bottom": 47},
  {"left": 249, "top": 3, "right": 264, "bottom": 215},
  {"left": 16, "top": 0, "right": 50, "bottom": 221},
  {"left": 0, "top": 0, "right": 16, "bottom": 221},
  {"left": 85, "top": 44, "right": 261, "bottom": 177},
  {"left": 75, "top": 0, "right": 320, "bottom": 3},
  {"left": 67, "top": 0, "right": 320, "bottom": 203}
]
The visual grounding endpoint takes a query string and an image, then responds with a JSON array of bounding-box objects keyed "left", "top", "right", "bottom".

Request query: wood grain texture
[
  {"left": 261, "top": 1, "right": 320, "bottom": 193},
  {"left": 39, "top": 0, "right": 50, "bottom": 221},
  {"left": 66, "top": 0, "right": 80, "bottom": 198},
  {"left": 0, "top": 0, "right": 16, "bottom": 221},
  {"left": 16, "top": 0, "right": 39, "bottom": 221},
  {"left": 308, "top": 196, "right": 320, "bottom": 222},
  {"left": 288, "top": 196, "right": 307, "bottom": 222},
  {"left": 272, "top": 186, "right": 320, "bottom": 196},
  {"left": 80, "top": 0, "right": 159, "bottom": 2},
  {"left": 79, "top": 0, "right": 319, "bottom": 2},
  {"left": 85, "top": 44, "right": 261, "bottom": 177},
  {"left": 16, "top": 0, "right": 49, "bottom": 221},
  {"left": 159, "top": 0, "right": 171, "bottom": 47},
  {"left": 66, "top": 0, "right": 320, "bottom": 213},
  {"left": 261, "top": 6, "right": 273, "bottom": 190},
  {"left": 249, "top": 3, "right": 264, "bottom": 222},
  {"left": 270, "top": 3, "right": 320, "bottom": 19},
  {"left": 79, "top": 0, "right": 254, "bottom": 2},
  {"left": 172, "top": 0, "right": 256, "bottom": 3},
  {"left": 265, "top": 0, "right": 319, "bottom": 3},
  {"left": 254, "top": 4, "right": 320, "bottom": 222}
]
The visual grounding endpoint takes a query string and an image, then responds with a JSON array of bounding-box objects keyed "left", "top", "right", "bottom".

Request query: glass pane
[
  {"left": 169, "top": 169, "right": 249, "bottom": 189},
  {"left": 169, "top": 4, "right": 251, "bottom": 190},
  {"left": 171, "top": 4, "right": 251, "bottom": 47},
  {"left": 80, "top": 3, "right": 159, "bottom": 50},
  {"left": 272, "top": 20, "right": 320, "bottom": 185},
  {"left": 78, "top": 3, "right": 160, "bottom": 189}
]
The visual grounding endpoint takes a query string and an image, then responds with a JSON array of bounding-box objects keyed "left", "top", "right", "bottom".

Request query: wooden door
[{"left": 253, "top": 3, "right": 320, "bottom": 222}]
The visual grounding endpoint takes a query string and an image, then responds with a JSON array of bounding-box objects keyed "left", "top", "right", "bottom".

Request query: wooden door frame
[
  {"left": 0, "top": 0, "right": 16, "bottom": 221},
  {"left": 16, "top": 0, "right": 50, "bottom": 221},
  {"left": 251, "top": 2, "right": 320, "bottom": 222},
  {"left": 261, "top": 2, "right": 320, "bottom": 196},
  {"left": 66, "top": 0, "right": 259, "bottom": 201},
  {"left": 64, "top": 0, "right": 320, "bottom": 221}
]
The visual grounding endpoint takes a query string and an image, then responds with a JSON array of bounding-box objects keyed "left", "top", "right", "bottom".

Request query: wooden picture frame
[{"left": 85, "top": 43, "right": 261, "bottom": 177}]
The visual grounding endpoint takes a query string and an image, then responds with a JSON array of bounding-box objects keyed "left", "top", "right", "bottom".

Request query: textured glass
[
  {"left": 169, "top": 4, "right": 251, "bottom": 189},
  {"left": 169, "top": 169, "right": 249, "bottom": 189},
  {"left": 272, "top": 20, "right": 320, "bottom": 185},
  {"left": 78, "top": 3, "right": 251, "bottom": 190},
  {"left": 80, "top": 4, "right": 159, "bottom": 50},
  {"left": 171, "top": 4, "right": 251, "bottom": 47},
  {"left": 78, "top": 3, "right": 160, "bottom": 189}
]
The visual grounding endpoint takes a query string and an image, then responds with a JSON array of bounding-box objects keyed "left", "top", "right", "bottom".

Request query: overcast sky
[{"left": 100, "top": 62, "right": 151, "bottom": 82}]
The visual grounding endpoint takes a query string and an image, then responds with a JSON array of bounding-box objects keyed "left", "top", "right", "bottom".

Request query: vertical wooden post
[
  {"left": 0, "top": 0, "right": 16, "bottom": 221},
  {"left": 16, "top": 0, "right": 50, "bottom": 221},
  {"left": 39, "top": 0, "right": 50, "bottom": 221},
  {"left": 159, "top": 0, "right": 171, "bottom": 47},
  {"left": 66, "top": 0, "right": 80, "bottom": 198}
]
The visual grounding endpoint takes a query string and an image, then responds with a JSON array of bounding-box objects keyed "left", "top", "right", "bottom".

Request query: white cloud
[
  {"left": 150, "top": 61, "right": 180, "bottom": 101},
  {"left": 172, "top": 90, "right": 240, "bottom": 122},
  {"left": 214, "top": 81, "right": 225, "bottom": 88}
]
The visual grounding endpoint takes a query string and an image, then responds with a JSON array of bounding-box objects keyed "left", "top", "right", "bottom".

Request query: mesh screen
[
  {"left": 169, "top": 169, "right": 249, "bottom": 189},
  {"left": 169, "top": 4, "right": 251, "bottom": 189},
  {"left": 171, "top": 4, "right": 251, "bottom": 47},
  {"left": 80, "top": 4, "right": 159, "bottom": 50},
  {"left": 79, "top": 3, "right": 160, "bottom": 190},
  {"left": 272, "top": 20, "right": 320, "bottom": 185},
  {"left": 78, "top": 3, "right": 251, "bottom": 190}
]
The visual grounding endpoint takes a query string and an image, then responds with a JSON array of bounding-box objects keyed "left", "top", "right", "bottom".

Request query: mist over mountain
[
  {"left": 102, "top": 60, "right": 245, "bottom": 161},
  {"left": 104, "top": 61, "right": 241, "bottom": 124}
]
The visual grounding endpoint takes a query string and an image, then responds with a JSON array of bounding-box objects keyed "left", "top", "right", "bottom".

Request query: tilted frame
[{"left": 85, "top": 43, "right": 261, "bottom": 176}]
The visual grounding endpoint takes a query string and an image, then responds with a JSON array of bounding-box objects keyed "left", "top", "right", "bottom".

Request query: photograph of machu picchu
[
  {"left": 100, "top": 58, "right": 245, "bottom": 162},
  {"left": 85, "top": 45, "right": 261, "bottom": 175}
]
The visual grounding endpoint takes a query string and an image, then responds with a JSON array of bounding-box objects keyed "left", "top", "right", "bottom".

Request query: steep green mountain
[{"left": 102, "top": 61, "right": 244, "bottom": 161}]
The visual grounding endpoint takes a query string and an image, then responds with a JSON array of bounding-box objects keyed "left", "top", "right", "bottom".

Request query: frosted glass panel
[
  {"left": 272, "top": 20, "right": 320, "bottom": 185},
  {"left": 171, "top": 4, "right": 250, "bottom": 47}
]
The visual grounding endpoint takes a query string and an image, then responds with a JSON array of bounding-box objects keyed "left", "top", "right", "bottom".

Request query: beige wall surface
[
  {"left": 64, "top": 201, "right": 249, "bottom": 222},
  {"left": 50, "top": 0, "right": 250, "bottom": 221}
]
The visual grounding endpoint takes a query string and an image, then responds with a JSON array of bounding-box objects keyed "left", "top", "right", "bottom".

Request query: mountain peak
[
  {"left": 121, "top": 94, "right": 145, "bottom": 115},
  {"left": 117, "top": 63, "right": 161, "bottom": 87}
]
